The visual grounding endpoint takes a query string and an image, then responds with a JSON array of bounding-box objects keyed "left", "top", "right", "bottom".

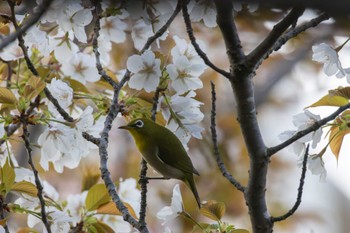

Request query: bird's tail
[{"left": 185, "top": 176, "right": 201, "bottom": 208}]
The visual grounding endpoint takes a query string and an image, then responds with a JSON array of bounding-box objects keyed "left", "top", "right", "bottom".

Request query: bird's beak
[{"left": 118, "top": 125, "right": 131, "bottom": 130}]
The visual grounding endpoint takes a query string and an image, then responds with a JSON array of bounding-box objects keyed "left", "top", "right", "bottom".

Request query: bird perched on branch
[{"left": 119, "top": 118, "right": 201, "bottom": 207}]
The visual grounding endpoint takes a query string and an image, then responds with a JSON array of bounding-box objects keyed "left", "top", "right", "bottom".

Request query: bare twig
[
  {"left": 92, "top": 1, "right": 117, "bottom": 88},
  {"left": 22, "top": 122, "right": 51, "bottom": 233},
  {"left": 138, "top": 159, "right": 148, "bottom": 228},
  {"left": 0, "top": 0, "right": 53, "bottom": 51},
  {"left": 268, "top": 102, "right": 350, "bottom": 156},
  {"left": 252, "top": 12, "right": 329, "bottom": 72},
  {"left": 246, "top": 7, "right": 305, "bottom": 70},
  {"left": 210, "top": 81, "right": 245, "bottom": 192},
  {"left": 140, "top": 0, "right": 181, "bottom": 54},
  {"left": 138, "top": 1, "right": 182, "bottom": 228},
  {"left": 181, "top": 1, "right": 230, "bottom": 78},
  {"left": 271, "top": 144, "right": 309, "bottom": 222}
]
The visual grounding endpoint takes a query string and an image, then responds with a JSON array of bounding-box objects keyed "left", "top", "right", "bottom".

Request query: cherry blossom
[
  {"left": 167, "top": 55, "right": 204, "bottom": 94},
  {"left": 60, "top": 52, "right": 100, "bottom": 84},
  {"left": 46, "top": 78, "right": 73, "bottom": 112},
  {"left": 127, "top": 50, "right": 161, "bottom": 92},
  {"left": 292, "top": 110, "right": 322, "bottom": 148},
  {"left": 188, "top": 0, "right": 217, "bottom": 28},
  {"left": 312, "top": 43, "right": 348, "bottom": 78},
  {"left": 156, "top": 184, "right": 184, "bottom": 225}
]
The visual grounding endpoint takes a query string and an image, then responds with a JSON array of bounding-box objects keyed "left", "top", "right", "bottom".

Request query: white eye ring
[{"left": 135, "top": 120, "right": 144, "bottom": 128}]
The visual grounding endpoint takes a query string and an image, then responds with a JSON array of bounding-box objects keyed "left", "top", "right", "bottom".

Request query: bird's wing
[{"left": 156, "top": 145, "right": 199, "bottom": 175}]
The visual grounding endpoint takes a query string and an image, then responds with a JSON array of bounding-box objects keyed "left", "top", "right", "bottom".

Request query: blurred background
[{"left": 8, "top": 4, "right": 350, "bottom": 233}]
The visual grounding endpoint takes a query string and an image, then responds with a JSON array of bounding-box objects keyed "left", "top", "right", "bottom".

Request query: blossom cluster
[
  {"left": 278, "top": 110, "right": 327, "bottom": 181},
  {"left": 0, "top": 0, "right": 263, "bottom": 232}
]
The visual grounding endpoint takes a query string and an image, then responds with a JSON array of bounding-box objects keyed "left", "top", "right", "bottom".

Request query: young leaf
[
  {"left": 11, "top": 181, "right": 38, "bottom": 197},
  {"left": 0, "top": 87, "right": 17, "bottom": 105},
  {"left": 306, "top": 94, "right": 348, "bottom": 108},
  {"left": 329, "top": 86, "right": 350, "bottom": 99},
  {"left": 329, "top": 125, "right": 350, "bottom": 161},
  {"left": 2, "top": 158, "right": 15, "bottom": 193},
  {"left": 328, "top": 110, "right": 350, "bottom": 160},
  {"left": 232, "top": 229, "right": 250, "bottom": 233},
  {"left": 65, "top": 78, "right": 90, "bottom": 93},
  {"left": 96, "top": 201, "right": 138, "bottom": 219},
  {"left": 89, "top": 220, "right": 115, "bottom": 233},
  {"left": 23, "top": 76, "right": 46, "bottom": 100},
  {"left": 199, "top": 200, "right": 226, "bottom": 221},
  {"left": 85, "top": 183, "right": 111, "bottom": 211}
]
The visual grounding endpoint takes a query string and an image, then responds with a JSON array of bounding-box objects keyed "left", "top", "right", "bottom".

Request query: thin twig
[
  {"left": 138, "top": 159, "right": 148, "bottom": 228},
  {"left": 0, "top": 0, "right": 53, "bottom": 51},
  {"left": 252, "top": 12, "right": 329, "bottom": 72},
  {"left": 210, "top": 81, "right": 245, "bottom": 192},
  {"left": 271, "top": 144, "right": 309, "bottom": 222},
  {"left": 140, "top": 0, "right": 181, "bottom": 54},
  {"left": 181, "top": 1, "right": 230, "bottom": 78},
  {"left": 246, "top": 7, "right": 305, "bottom": 70},
  {"left": 44, "top": 88, "right": 74, "bottom": 122},
  {"left": 22, "top": 122, "right": 51, "bottom": 233},
  {"left": 92, "top": 1, "right": 117, "bottom": 88},
  {"left": 138, "top": 85, "right": 165, "bottom": 225},
  {"left": 268, "top": 102, "right": 350, "bottom": 156}
]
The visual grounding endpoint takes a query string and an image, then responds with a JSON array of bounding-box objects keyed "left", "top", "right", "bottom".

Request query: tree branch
[
  {"left": 246, "top": 7, "right": 305, "bottom": 70},
  {"left": 214, "top": 0, "right": 245, "bottom": 68},
  {"left": 21, "top": 122, "right": 51, "bottom": 233},
  {"left": 0, "top": 0, "right": 53, "bottom": 51},
  {"left": 181, "top": 1, "right": 230, "bottom": 78},
  {"left": 242, "top": 0, "right": 350, "bottom": 15},
  {"left": 140, "top": 0, "right": 181, "bottom": 54},
  {"left": 252, "top": 12, "right": 329, "bottom": 72},
  {"left": 268, "top": 103, "right": 350, "bottom": 156},
  {"left": 210, "top": 81, "right": 245, "bottom": 192},
  {"left": 271, "top": 144, "right": 309, "bottom": 222},
  {"left": 92, "top": 1, "right": 118, "bottom": 88}
]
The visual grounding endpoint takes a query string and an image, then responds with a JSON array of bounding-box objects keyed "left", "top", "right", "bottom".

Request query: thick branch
[
  {"left": 181, "top": 2, "right": 230, "bottom": 78},
  {"left": 246, "top": 7, "right": 305, "bottom": 70},
  {"left": 214, "top": 0, "right": 245, "bottom": 67},
  {"left": 210, "top": 81, "right": 245, "bottom": 192},
  {"left": 271, "top": 145, "right": 309, "bottom": 222},
  {"left": 268, "top": 103, "right": 350, "bottom": 156},
  {"left": 242, "top": 0, "right": 350, "bottom": 15}
]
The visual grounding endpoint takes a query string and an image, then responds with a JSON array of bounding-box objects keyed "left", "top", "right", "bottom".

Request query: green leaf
[
  {"left": 1, "top": 158, "right": 15, "bottom": 193},
  {"left": 66, "top": 78, "right": 90, "bottom": 93},
  {"left": 0, "top": 87, "right": 17, "bottom": 105},
  {"left": 191, "top": 223, "right": 211, "bottom": 233},
  {"left": 96, "top": 201, "right": 138, "bottom": 219},
  {"left": 232, "top": 229, "right": 250, "bottom": 233},
  {"left": 89, "top": 220, "right": 115, "bottom": 233},
  {"left": 11, "top": 181, "right": 38, "bottom": 197},
  {"left": 85, "top": 183, "right": 111, "bottom": 211},
  {"left": 199, "top": 200, "right": 226, "bottom": 221},
  {"left": 306, "top": 94, "right": 348, "bottom": 108}
]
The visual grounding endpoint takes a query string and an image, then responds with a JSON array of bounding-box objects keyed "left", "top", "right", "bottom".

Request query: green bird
[{"left": 119, "top": 118, "right": 201, "bottom": 207}]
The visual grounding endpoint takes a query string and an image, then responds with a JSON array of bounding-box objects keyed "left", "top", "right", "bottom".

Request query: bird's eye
[{"left": 135, "top": 120, "right": 144, "bottom": 128}]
